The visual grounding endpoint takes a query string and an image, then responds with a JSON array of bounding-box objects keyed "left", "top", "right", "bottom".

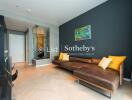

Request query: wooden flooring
[{"left": 12, "top": 63, "right": 132, "bottom": 100}]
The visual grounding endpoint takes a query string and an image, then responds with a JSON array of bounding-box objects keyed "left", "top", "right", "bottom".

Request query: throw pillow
[
  {"left": 59, "top": 52, "right": 63, "bottom": 60},
  {"left": 62, "top": 53, "right": 69, "bottom": 61},
  {"left": 108, "top": 56, "right": 126, "bottom": 71},
  {"left": 98, "top": 57, "right": 112, "bottom": 69}
]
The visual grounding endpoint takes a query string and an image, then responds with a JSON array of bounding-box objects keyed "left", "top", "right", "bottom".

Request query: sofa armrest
[
  {"left": 119, "top": 63, "right": 124, "bottom": 85},
  {"left": 54, "top": 56, "right": 59, "bottom": 60}
]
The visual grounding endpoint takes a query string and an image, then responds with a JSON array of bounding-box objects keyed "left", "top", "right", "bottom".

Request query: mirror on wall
[{"left": 32, "top": 25, "right": 50, "bottom": 59}]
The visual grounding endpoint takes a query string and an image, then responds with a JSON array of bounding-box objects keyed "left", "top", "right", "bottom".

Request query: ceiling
[
  {"left": 5, "top": 17, "right": 32, "bottom": 32},
  {"left": 0, "top": 0, "right": 108, "bottom": 26}
]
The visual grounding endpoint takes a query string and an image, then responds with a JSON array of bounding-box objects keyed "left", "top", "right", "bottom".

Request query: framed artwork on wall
[{"left": 75, "top": 25, "right": 91, "bottom": 41}]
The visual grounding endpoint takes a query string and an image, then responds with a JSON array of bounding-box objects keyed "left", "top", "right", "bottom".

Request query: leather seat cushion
[
  {"left": 74, "top": 64, "right": 119, "bottom": 91},
  {"left": 52, "top": 60, "right": 63, "bottom": 65}
]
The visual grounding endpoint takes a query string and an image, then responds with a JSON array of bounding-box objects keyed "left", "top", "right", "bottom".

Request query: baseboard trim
[{"left": 123, "top": 78, "right": 131, "bottom": 82}]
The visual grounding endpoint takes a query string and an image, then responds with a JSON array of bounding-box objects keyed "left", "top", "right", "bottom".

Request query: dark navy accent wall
[{"left": 59, "top": 0, "right": 132, "bottom": 79}]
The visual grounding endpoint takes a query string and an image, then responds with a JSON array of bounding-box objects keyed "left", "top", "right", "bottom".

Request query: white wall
[
  {"left": 27, "top": 26, "right": 34, "bottom": 64},
  {"left": 50, "top": 26, "right": 59, "bottom": 60},
  {"left": 25, "top": 31, "right": 29, "bottom": 62}
]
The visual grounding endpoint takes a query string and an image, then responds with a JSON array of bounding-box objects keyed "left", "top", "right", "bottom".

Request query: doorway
[{"left": 8, "top": 31, "right": 25, "bottom": 64}]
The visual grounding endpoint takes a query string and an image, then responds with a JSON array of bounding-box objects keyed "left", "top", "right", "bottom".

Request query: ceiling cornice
[{"left": 0, "top": 10, "right": 58, "bottom": 27}]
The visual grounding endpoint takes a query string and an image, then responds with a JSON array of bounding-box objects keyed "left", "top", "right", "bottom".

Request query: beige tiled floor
[{"left": 12, "top": 63, "right": 132, "bottom": 100}]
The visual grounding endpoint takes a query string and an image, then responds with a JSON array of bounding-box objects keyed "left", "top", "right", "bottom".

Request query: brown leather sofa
[{"left": 52, "top": 56, "right": 123, "bottom": 98}]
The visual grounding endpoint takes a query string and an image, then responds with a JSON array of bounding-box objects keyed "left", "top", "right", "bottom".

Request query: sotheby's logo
[{"left": 63, "top": 45, "right": 95, "bottom": 53}]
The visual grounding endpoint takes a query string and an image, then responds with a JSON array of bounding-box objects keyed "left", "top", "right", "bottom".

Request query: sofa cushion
[
  {"left": 73, "top": 64, "right": 119, "bottom": 91},
  {"left": 52, "top": 60, "right": 66, "bottom": 65},
  {"left": 60, "top": 61, "right": 87, "bottom": 71},
  {"left": 92, "top": 58, "right": 101, "bottom": 65}
]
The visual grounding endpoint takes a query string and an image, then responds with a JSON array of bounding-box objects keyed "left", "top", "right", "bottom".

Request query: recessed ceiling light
[
  {"left": 16, "top": 5, "right": 20, "bottom": 8},
  {"left": 26, "top": 9, "right": 31, "bottom": 13}
]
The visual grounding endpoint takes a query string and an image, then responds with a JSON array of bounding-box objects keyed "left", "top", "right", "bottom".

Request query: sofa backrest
[
  {"left": 69, "top": 57, "right": 92, "bottom": 63},
  {"left": 69, "top": 57, "right": 101, "bottom": 65},
  {"left": 91, "top": 58, "right": 101, "bottom": 65}
]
